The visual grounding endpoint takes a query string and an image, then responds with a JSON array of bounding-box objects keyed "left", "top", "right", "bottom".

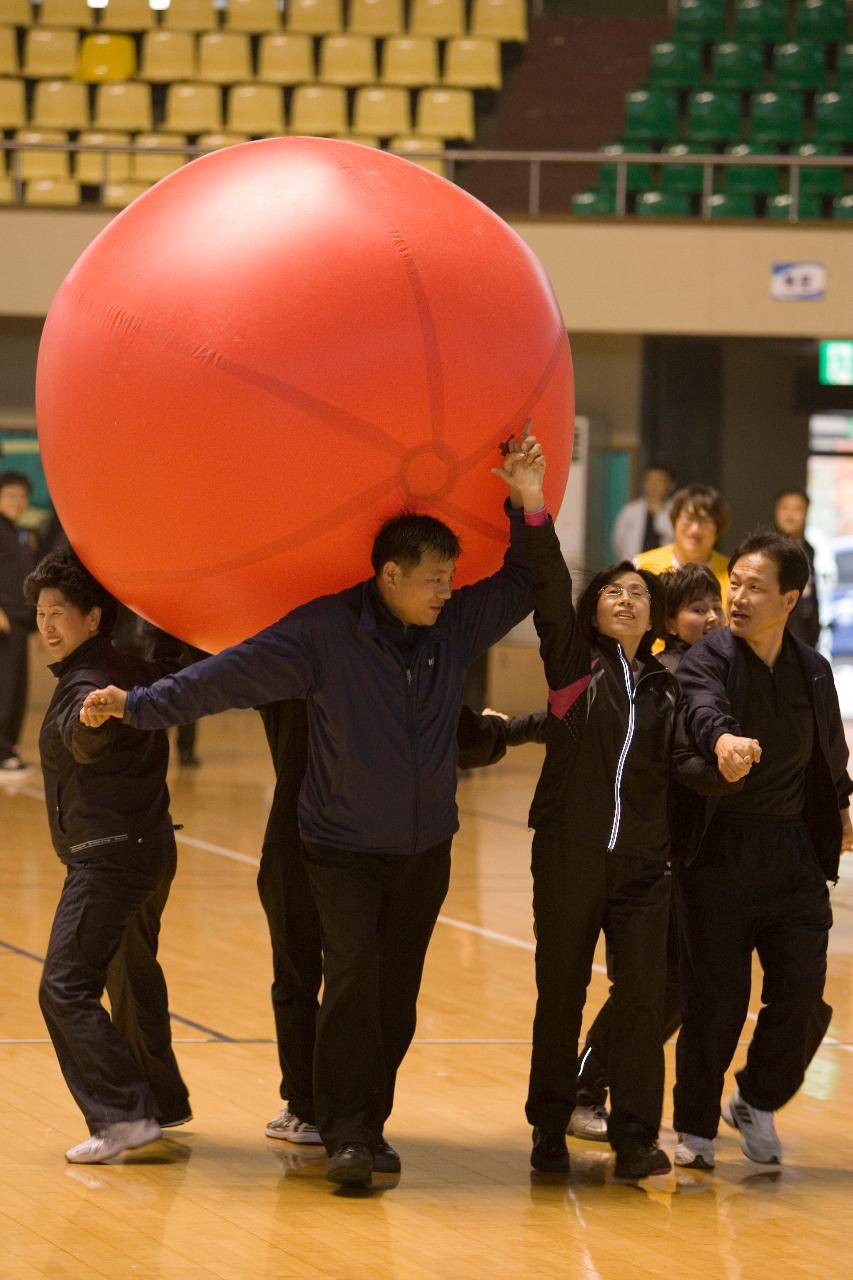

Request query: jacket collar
[
  {"left": 48, "top": 632, "right": 114, "bottom": 680},
  {"left": 357, "top": 578, "right": 448, "bottom": 642}
]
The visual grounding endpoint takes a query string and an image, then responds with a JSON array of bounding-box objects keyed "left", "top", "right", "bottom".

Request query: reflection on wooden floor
[{"left": 2, "top": 675, "right": 852, "bottom": 1279}]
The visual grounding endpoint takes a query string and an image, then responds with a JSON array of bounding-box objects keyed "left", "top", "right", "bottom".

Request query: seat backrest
[
  {"left": 226, "top": 82, "right": 286, "bottom": 133},
  {"left": 415, "top": 86, "right": 474, "bottom": 140},
  {"left": 352, "top": 84, "right": 411, "bottom": 136},
  {"left": 285, "top": 0, "right": 343, "bottom": 35},
  {"left": 93, "top": 80, "right": 153, "bottom": 130},
  {"left": 410, "top": 0, "right": 466, "bottom": 39},
  {"left": 470, "top": 0, "right": 527, "bottom": 42},
  {"left": 100, "top": 0, "right": 158, "bottom": 32},
  {"left": 443, "top": 37, "right": 501, "bottom": 89},
  {"left": 33, "top": 78, "right": 90, "bottom": 129},
  {"left": 163, "top": 81, "right": 223, "bottom": 132},
  {"left": 38, "top": 0, "right": 95, "bottom": 28},
  {"left": 258, "top": 33, "right": 314, "bottom": 84},
  {"left": 75, "top": 33, "right": 138, "bottom": 83},
  {"left": 348, "top": 0, "right": 404, "bottom": 37},
  {"left": 163, "top": 0, "right": 221, "bottom": 31},
  {"left": 381, "top": 36, "right": 438, "bottom": 86},
  {"left": 0, "top": 78, "right": 26, "bottom": 130},
  {"left": 288, "top": 82, "right": 347, "bottom": 134},
  {"left": 319, "top": 35, "right": 376, "bottom": 85},
  {"left": 140, "top": 31, "right": 197, "bottom": 83},
  {"left": 23, "top": 28, "right": 79, "bottom": 79},
  {"left": 225, "top": 0, "right": 283, "bottom": 33},
  {"left": 198, "top": 32, "right": 254, "bottom": 83}
]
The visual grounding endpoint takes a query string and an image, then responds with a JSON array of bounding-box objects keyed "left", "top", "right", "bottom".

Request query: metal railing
[{"left": 2, "top": 137, "right": 851, "bottom": 222}]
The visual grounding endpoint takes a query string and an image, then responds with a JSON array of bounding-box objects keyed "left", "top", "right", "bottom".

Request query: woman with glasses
[
  {"left": 493, "top": 449, "right": 733, "bottom": 1182},
  {"left": 635, "top": 484, "right": 731, "bottom": 601}
]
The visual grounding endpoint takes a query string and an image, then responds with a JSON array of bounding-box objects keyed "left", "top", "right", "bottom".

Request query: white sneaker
[
  {"left": 674, "top": 1133, "right": 715, "bottom": 1170},
  {"left": 65, "top": 1118, "right": 161, "bottom": 1164},
  {"left": 265, "top": 1106, "right": 323, "bottom": 1144},
  {"left": 721, "top": 1088, "right": 781, "bottom": 1164},
  {"left": 568, "top": 1104, "right": 609, "bottom": 1141}
]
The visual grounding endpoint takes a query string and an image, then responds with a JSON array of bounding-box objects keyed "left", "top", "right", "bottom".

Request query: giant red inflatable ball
[{"left": 37, "top": 137, "right": 574, "bottom": 652}]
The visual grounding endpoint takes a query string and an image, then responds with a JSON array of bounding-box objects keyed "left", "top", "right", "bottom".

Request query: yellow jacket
[{"left": 634, "top": 543, "right": 730, "bottom": 602}]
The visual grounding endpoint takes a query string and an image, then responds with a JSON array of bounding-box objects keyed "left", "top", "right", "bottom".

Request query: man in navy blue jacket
[
  {"left": 81, "top": 448, "right": 538, "bottom": 1187},
  {"left": 672, "top": 532, "right": 853, "bottom": 1173}
]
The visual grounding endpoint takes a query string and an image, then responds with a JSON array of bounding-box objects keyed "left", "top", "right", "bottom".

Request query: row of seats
[
  {"left": 598, "top": 139, "right": 852, "bottom": 197},
  {"left": 574, "top": 187, "right": 853, "bottom": 219},
  {"left": 0, "top": 76, "right": 476, "bottom": 136},
  {"left": 651, "top": 36, "right": 853, "bottom": 91},
  {"left": 676, "top": 0, "right": 850, "bottom": 42},
  {"left": 624, "top": 85, "right": 853, "bottom": 144},
  {"left": 6, "top": 0, "right": 528, "bottom": 42},
  {"left": 1, "top": 28, "right": 502, "bottom": 89}
]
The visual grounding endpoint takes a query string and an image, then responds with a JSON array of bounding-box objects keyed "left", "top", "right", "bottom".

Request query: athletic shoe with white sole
[
  {"left": 265, "top": 1106, "right": 323, "bottom": 1144},
  {"left": 65, "top": 1118, "right": 161, "bottom": 1164},
  {"left": 722, "top": 1088, "right": 781, "bottom": 1164},
  {"left": 568, "top": 1104, "right": 609, "bottom": 1141},
  {"left": 674, "top": 1133, "right": 715, "bottom": 1170}
]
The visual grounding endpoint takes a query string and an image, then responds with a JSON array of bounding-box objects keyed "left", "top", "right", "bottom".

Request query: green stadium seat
[
  {"left": 750, "top": 89, "right": 804, "bottom": 143},
  {"left": 797, "top": 0, "right": 848, "bottom": 42},
  {"left": 571, "top": 189, "right": 617, "bottom": 216},
  {"left": 734, "top": 0, "right": 787, "bottom": 42},
  {"left": 711, "top": 40, "right": 764, "bottom": 90},
  {"left": 660, "top": 142, "right": 710, "bottom": 194},
  {"left": 708, "top": 191, "right": 756, "bottom": 216},
  {"left": 766, "top": 192, "right": 822, "bottom": 217},
  {"left": 636, "top": 190, "right": 692, "bottom": 217},
  {"left": 597, "top": 144, "right": 654, "bottom": 192},
  {"left": 832, "top": 194, "right": 853, "bottom": 218},
  {"left": 837, "top": 43, "right": 853, "bottom": 87},
  {"left": 773, "top": 41, "right": 826, "bottom": 90},
  {"left": 724, "top": 142, "right": 781, "bottom": 194},
  {"left": 649, "top": 39, "right": 703, "bottom": 90},
  {"left": 675, "top": 0, "right": 726, "bottom": 41},
  {"left": 795, "top": 142, "right": 844, "bottom": 195},
  {"left": 814, "top": 91, "right": 853, "bottom": 143},
  {"left": 623, "top": 89, "right": 679, "bottom": 142},
  {"left": 686, "top": 90, "right": 742, "bottom": 142}
]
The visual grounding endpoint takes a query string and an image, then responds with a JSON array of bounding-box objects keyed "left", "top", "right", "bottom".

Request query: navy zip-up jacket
[
  {"left": 675, "top": 627, "right": 852, "bottom": 882},
  {"left": 123, "top": 505, "right": 532, "bottom": 855}
]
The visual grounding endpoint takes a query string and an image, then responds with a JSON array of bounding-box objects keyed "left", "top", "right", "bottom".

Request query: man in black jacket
[
  {"left": 25, "top": 549, "right": 189, "bottom": 1164},
  {"left": 81, "top": 452, "right": 536, "bottom": 1187},
  {"left": 0, "top": 471, "right": 36, "bottom": 773},
  {"left": 673, "top": 532, "right": 853, "bottom": 1172}
]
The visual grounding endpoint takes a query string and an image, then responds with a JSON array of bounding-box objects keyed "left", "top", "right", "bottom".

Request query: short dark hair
[
  {"left": 728, "top": 530, "right": 809, "bottom": 595},
  {"left": 24, "top": 548, "right": 118, "bottom": 634},
  {"left": 371, "top": 511, "right": 460, "bottom": 575},
  {"left": 576, "top": 560, "right": 665, "bottom": 662},
  {"left": 774, "top": 487, "right": 810, "bottom": 508},
  {"left": 659, "top": 562, "right": 721, "bottom": 619},
  {"left": 0, "top": 469, "right": 32, "bottom": 495},
  {"left": 646, "top": 460, "right": 674, "bottom": 478},
  {"left": 671, "top": 484, "right": 730, "bottom": 539}
]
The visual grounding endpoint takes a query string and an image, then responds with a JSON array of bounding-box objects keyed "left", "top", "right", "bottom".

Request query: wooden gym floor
[{"left": 1, "top": 655, "right": 852, "bottom": 1280}]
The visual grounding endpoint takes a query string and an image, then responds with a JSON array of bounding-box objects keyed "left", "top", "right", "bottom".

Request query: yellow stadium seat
[
  {"left": 162, "top": 0, "right": 219, "bottom": 31},
  {"left": 348, "top": 0, "right": 403, "bottom": 37},
  {"left": 409, "top": 0, "right": 465, "bottom": 39},
  {"left": 289, "top": 83, "right": 347, "bottom": 135},
  {"left": 93, "top": 81, "right": 152, "bottom": 130},
  {"left": 319, "top": 35, "right": 375, "bottom": 86},
  {"left": 11, "top": 129, "right": 70, "bottom": 181},
  {"left": 286, "top": 0, "right": 343, "bottom": 36},
  {"left": 131, "top": 131, "right": 188, "bottom": 182},
  {"left": 415, "top": 86, "right": 473, "bottom": 139},
  {"left": 345, "top": 132, "right": 380, "bottom": 146},
  {"left": 352, "top": 85, "right": 410, "bottom": 137},
  {"left": 38, "top": 0, "right": 95, "bottom": 28},
  {"left": 139, "top": 32, "right": 196, "bottom": 83},
  {"left": 381, "top": 36, "right": 438, "bottom": 86},
  {"left": 103, "top": 179, "right": 150, "bottom": 207},
  {"left": 163, "top": 81, "right": 223, "bottom": 132},
  {"left": 196, "top": 130, "right": 250, "bottom": 151},
  {"left": 5, "top": 1, "right": 32, "bottom": 28},
  {"left": 75, "top": 130, "right": 132, "bottom": 182},
  {"left": 389, "top": 132, "right": 445, "bottom": 176},
  {"left": 257, "top": 33, "right": 313, "bottom": 85},
  {"left": 224, "top": 0, "right": 282, "bottom": 32},
  {"left": 226, "top": 82, "right": 285, "bottom": 133},
  {"left": 470, "top": 0, "right": 527, "bottom": 42},
  {"left": 0, "top": 79, "right": 26, "bottom": 129},
  {"left": 443, "top": 37, "right": 500, "bottom": 88},
  {"left": 0, "top": 175, "right": 14, "bottom": 203},
  {"left": 99, "top": 0, "right": 157, "bottom": 32},
  {"left": 32, "top": 79, "right": 89, "bottom": 129},
  {"left": 23, "top": 28, "right": 79, "bottom": 79},
  {"left": 198, "top": 32, "right": 253, "bottom": 84},
  {"left": 75, "top": 34, "right": 137, "bottom": 83},
  {"left": 24, "top": 177, "right": 81, "bottom": 205},
  {"left": 0, "top": 28, "right": 20, "bottom": 78}
]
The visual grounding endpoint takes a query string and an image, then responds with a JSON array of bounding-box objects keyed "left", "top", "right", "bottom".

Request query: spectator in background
[
  {"left": 0, "top": 471, "right": 36, "bottom": 773},
  {"left": 635, "top": 484, "right": 731, "bottom": 600},
  {"left": 611, "top": 463, "right": 675, "bottom": 562},
  {"left": 774, "top": 489, "right": 821, "bottom": 647}
]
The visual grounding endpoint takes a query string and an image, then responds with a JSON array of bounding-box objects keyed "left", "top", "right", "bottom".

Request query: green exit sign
[{"left": 819, "top": 341, "right": 853, "bottom": 386}]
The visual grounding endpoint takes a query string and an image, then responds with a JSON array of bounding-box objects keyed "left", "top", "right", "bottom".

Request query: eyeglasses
[
  {"left": 599, "top": 584, "right": 651, "bottom": 603},
  {"left": 677, "top": 510, "right": 716, "bottom": 530}
]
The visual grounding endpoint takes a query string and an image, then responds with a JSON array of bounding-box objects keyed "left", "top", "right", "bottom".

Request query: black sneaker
[
  {"left": 614, "top": 1142, "right": 672, "bottom": 1181},
  {"left": 372, "top": 1137, "right": 401, "bottom": 1174},
  {"left": 326, "top": 1141, "right": 374, "bottom": 1187},
  {"left": 531, "top": 1127, "right": 571, "bottom": 1173}
]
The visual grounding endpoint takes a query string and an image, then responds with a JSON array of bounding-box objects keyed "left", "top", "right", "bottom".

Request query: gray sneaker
[
  {"left": 265, "top": 1106, "right": 323, "bottom": 1144},
  {"left": 65, "top": 1118, "right": 161, "bottom": 1164},
  {"left": 674, "top": 1133, "right": 715, "bottom": 1170},
  {"left": 568, "top": 1104, "right": 609, "bottom": 1141},
  {"left": 722, "top": 1088, "right": 781, "bottom": 1164}
]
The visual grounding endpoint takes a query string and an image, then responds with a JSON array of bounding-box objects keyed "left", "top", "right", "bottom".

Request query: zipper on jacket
[
  {"left": 607, "top": 648, "right": 637, "bottom": 851},
  {"left": 406, "top": 665, "right": 419, "bottom": 852}
]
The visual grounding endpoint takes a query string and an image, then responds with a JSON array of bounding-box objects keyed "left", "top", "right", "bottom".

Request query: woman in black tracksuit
[{"left": 498, "top": 447, "right": 732, "bottom": 1180}]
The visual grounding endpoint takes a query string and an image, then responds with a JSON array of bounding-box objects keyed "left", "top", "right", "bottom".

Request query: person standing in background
[
  {"left": 635, "top": 484, "right": 731, "bottom": 601},
  {"left": 611, "top": 463, "right": 675, "bottom": 562},
  {"left": 774, "top": 489, "right": 821, "bottom": 647},
  {"left": 0, "top": 471, "right": 36, "bottom": 773}
]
